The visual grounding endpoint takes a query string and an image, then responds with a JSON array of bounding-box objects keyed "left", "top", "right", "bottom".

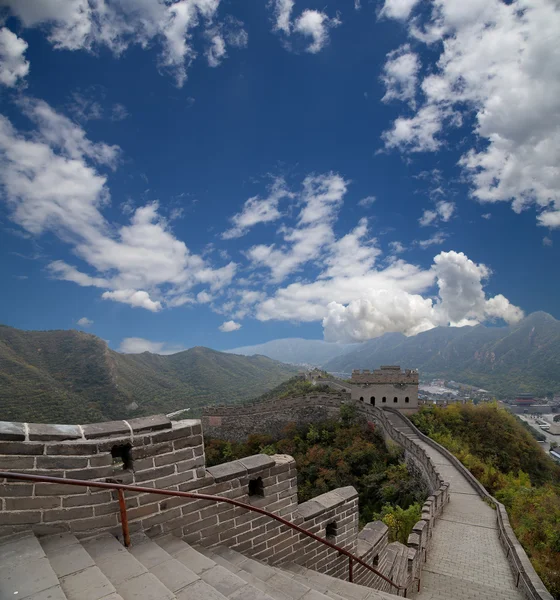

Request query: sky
[{"left": 0, "top": 0, "right": 558, "bottom": 355}]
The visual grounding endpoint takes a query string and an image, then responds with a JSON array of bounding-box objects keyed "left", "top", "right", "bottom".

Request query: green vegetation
[
  {"left": 0, "top": 325, "right": 297, "bottom": 423},
  {"left": 411, "top": 403, "right": 560, "bottom": 598},
  {"left": 206, "top": 405, "right": 426, "bottom": 542},
  {"left": 325, "top": 311, "right": 560, "bottom": 397},
  {"left": 514, "top": 415, "right": 546, "bottom": 442},
  {"left": 249, "top": 376, "right": 338, "bottom": 403}
]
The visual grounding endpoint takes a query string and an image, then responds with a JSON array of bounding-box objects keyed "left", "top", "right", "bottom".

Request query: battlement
[{"left": 351, "top": 366, "right": 419, "bottom": 384}]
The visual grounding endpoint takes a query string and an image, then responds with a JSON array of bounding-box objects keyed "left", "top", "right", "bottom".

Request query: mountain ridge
[{"left": 0, "top": 325, "right": 297, "bottom": 424}]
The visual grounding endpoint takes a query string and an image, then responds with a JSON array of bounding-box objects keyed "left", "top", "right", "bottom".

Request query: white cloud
[
  {"left": 389, "top": 241, "right": 405, "bottom": 254},
  {"left": 111, "top": 103, "right": 129, "bottom": 121},
  {"left": 119, "top": 337, "right": 185, "bottom": 354},
  {"left": 222, "top": 177, "right": 293, "bottom": 239},
  {"left": 416, "top": 232, "right": 447, "bottom": 249},
  {"left": 293, "top": 10, "right": 340, "bottom": 54},
  {"left": 0, "top": 100, "right": 236, "bottom": 311},
  {"left": 358, "top": 195, "right": 376, "bottom": 208},
  {"left": 0, "top": 27, "right": 29, "bottom": 87},
  {"left": 381, "top": 0, "right": 560, "bottom": 226},
  {"left": 481, "top": 213, "right": 492, "bottom": 220},
  {"left": 321, "top": 251, "right": 523, "bottom": 342},
  {"left": 419, "top": 200, "right": 455, "bottom": 226},
  {"left": 77, "top": 317, "right": 93, "bottom": 327},
  {"left": 380, "top": 0, "right": 420, "bottom": 20},
  {"left": 197, "top": 290, "right": 213, "bottom": 303},
  {"left": 219, "top": 320, "right": 241, "bottom": 332},
  {"left": 269, "top": 2, "right": 339, "bottom": 53},
  {"left": 381, "top": 44, "right": 419, "bottom": 107},
  {"left": 247, "top": 173, "right": 348, "bottom": 282},
  {"left": 543, "top": 236, "right": 553, "bottom": 247},
  {"left": 1, "top": 0, "right": 245, "bottom": 87}
]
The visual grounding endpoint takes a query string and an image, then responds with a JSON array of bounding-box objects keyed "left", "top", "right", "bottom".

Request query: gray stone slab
[
  {"left": 127, "top": 415, "right": 171, "bottom": 434},
  {"left": 297, "top": 500, "right": 325, "bottom": 520},
  {"left": 39, "top": 533, "right": 80, "bottom": 554},
  {"left": 28, "top": 423, "right": 82, "bottom": 441},
  {"left": 0, "top": 556, "right": 60, "bottom": 600},
  {"left": 206, "top": 460, "right": 247, "bottom": 483},
  {"left": 238, "top": 454, "right": 276, "bottom": 474},
  {"left": 0, "top": 533, "right": 44, "bottom": 566},
  {"left": 82, "top": 421, "right": 130, "bottom": 440},
  {"left": 200, "top": 565, "right": 247, "bottom": 596},
  {"left": 26, "top": 585, "right": 68, "bottom": 600},
  {"left": 47, "top": 543, "right": 96, "bottom": 578},
  {"left": 174, "top": 546, "right": 216, "bottom": 575},
  {"left": 229, "top": 583, "right": 277, "bottom": 600},
  {"left": 150, "top": 558, "right": 199, "bottom": 592},
  {"left": 82, "top": 534, "right": 128, "bottom": 560},
  {"left": 314, "top": 490, "right": 345, "bottom": 511},
  {"left": 61, "top": 566, "right": 117, "bottom": 600},
  {"left": 130, "top": 540, "right": 172, "bottom": 569},
  {"left": 175, "top": 579, "right": 229, "bottom": 600},
  {"left": 155, "top": 534, "right": 191, "bottom": 557},
  {"left": 115, "top": 572, "right": 174, "bottom": 600},
  {"left": 0, "top": 420, "right": 25, "bottom": 441},
  {"left": 95, "top": 551, "right": 148, "bottom": 585}
]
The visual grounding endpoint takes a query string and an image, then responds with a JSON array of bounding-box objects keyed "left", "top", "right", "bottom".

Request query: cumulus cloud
[
  {"left": 381, "top": 0, "right": 560, "bottom": 226},
  {"left": 118, "top": 337, "right": 186, "bottom": 354},
  {"left": 320, "top": 251, "right": 523, "bottom": 342},
  {"left": 219, "top": 320, "right": 241, "bottom": 332},
  {"left": 1, "top": 0, "right": 246, "bottom": 87},
  {"left": 381, "top": 45, "right": 419, "bottom": 107},
  {"left": 419, "top": 200, "right": 455, "bottom": 226},
  {"left": 0, "top": 100, "right": 236, "bottom": 311},
  {"left": 416, "top": 232, "right": 447, "bottom": 249},
  {"left": 269, "top": 2, "right": 340, "bottom": 53},
  {"left": 77, "top": 317, "right": 93, "bottom": 327},
  {"left": 0, "top": 27, "right": 29, "bottom": 87},
  {"left": 389, "top": 241, "right": 405, "bottom": 254},
  {"left": 222, "top": 177, "right": 293, "bottom": 239}
]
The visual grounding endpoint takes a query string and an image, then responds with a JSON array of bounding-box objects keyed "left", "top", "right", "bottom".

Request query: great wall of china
[{"left": 0, "top": 392, "right": 553, "bottom": 600}]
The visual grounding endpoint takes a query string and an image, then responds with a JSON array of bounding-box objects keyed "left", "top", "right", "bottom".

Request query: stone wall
[
  {"left": 202, "top": 394, "right": 345, "bottom": 443},
  {"left": 350, "top": 382, "right": 418, "bottom": 411}
]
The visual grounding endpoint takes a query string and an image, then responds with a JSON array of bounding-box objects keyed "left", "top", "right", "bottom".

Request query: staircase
[{"left": 0, "top": 531, "right": 401, "bottom": 600}]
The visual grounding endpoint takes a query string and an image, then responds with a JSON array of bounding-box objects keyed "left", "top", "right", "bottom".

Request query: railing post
[
  {"left": 348, "top": 556, "right": 353, "bottom": 583},
  {"left": 118, "top": 489, "right": 131, "bottom": 548}
]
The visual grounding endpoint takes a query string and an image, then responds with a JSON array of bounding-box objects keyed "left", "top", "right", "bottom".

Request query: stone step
[
  {"left": 40, "top": 532, "right": 123, "bottom": 600},
  {"left": 0, "top": 532, "right": 68, "bottom": 600},
  {"left": 82, "top": 533, "right": 175, "bottom": 600},
  {"left": 283, "top": 563, "right": 401, "bottom": 600},
  {"left": 154, "top": 535, "right": 278, "bottom": 600},
  {"left": 206, "top": 545, "right": 335, "bottom": 600}
]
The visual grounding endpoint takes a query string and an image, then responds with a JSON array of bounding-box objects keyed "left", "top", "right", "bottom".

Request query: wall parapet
[{"left": 391, "top": 410, "right": 554, "bottom": 600}]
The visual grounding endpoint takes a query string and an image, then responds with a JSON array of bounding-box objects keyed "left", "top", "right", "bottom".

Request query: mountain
[
  {"left": 0, "top": 325, "right": 297, "bottom": 424},
  {"left": 227, "top": 338, "right": 357, "bottom": 366},
  {"left": 324, "top": 312, "right": 560, "bottom": 397}
]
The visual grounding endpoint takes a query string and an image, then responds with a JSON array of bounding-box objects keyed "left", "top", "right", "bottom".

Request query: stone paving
[{"left": 386, "top": 415, "right": 525, "bottom": 600}]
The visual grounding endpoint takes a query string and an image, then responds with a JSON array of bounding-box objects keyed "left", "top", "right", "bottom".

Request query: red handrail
[{"left": 0, "top": 471, "right": 403, "bottom": 594}]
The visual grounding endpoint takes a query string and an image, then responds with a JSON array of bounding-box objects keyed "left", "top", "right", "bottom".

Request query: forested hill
[
  {"left": 0, "top": 325, "right": 297, "bottom": 424},
  {"left": 324, "top": 312, "right": 560, "bottom": 397}
]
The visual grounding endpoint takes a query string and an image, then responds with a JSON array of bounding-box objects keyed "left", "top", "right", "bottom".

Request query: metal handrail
[{"left": 0, "top": 471, "right": 404, "bottom": 594}]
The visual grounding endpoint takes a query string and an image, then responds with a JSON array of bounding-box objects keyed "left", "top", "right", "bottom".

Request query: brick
[
  {"left": 66, "top": 466, "right": 114, "bottom": 480},
  {"left": 89, "top": 454, "right": 113, "bottom": 467},
  {"left": 69, "top": 513, "right": 117, "bottom": 531},
  {"left": 46, "top": 442, "right": 98, "bottom": 455},
  {"left": 28, "top": 423, "right": 81, "bottom": 441},
  {"left": 94, "top": 503, "right": 119, "bottom": 516},
  {"left": 135, "top": 465, "right": 175, "bottom": 483},
  {"left": 176, "top": 458, "right": 203, "bottom": 473},
  {"left": 0, "top": 421, "right": 25, "bottom": 441},
  {"left": 0, "top": 483, "right": 34, "bottom": 496},
  {"left": 238, "top": 454, "right": 276, "bottom": 474},
  {"left": 44, "top": 506, "right": 94, "bottom": 522},
  {"left": 154, "top": 471, "right": 194, "bottom": 488},
  {"left": 132, "top": 442, "right": 173, "bottom": 460},
  {"left": 154, "top": 447, "right": 194, "bottom": 467},
  {"left": 35, "top": 483, "right": 87, "bottom": 496},
  {"left": 140, "top": 507, "right": 181, "bottom": 528},
  {"left": 63, "top": 491, "right": 113, "bottom": 507},
  {"left": 0, "top": 441, "right": 44, "bottom": 455},
  {"left": 132, "top": 457, "right": 154, "bottom": 471},
  {"left": 36, "top": 456, "right": 89, "bottom": 469},
  {"left": 206, "top": 461, "right": 246, "bottom": 483},
  {"left": 127, "top": 415, "right": 171, "bottom": 434},
  {"left": 5, "top": 496, "right": 61, "bottom": 510},
  {"left": 0, "top": 511, "right": 41, "bottom": 524},
  {"left": 127, "top": 504, "right": 157, "bottom": 520},
  {"left": 150, "top": 423, "right": 195, "bottom": 443},
  {"left": 173, "top": 435, "right": 203, "bottom": 450},
  {"left": 82, "top": 420, "right": 130, "bottom": 439},
  {"left": 0, "top": 455, "right": 35, "bottom": 469}
]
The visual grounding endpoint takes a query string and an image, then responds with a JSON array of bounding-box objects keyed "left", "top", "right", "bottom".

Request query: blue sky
[{"left": 0, "top": 0, "right": 558, "bottom": 354}]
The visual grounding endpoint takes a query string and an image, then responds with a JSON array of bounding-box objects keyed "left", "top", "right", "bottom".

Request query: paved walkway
[{"left": 384, "top": 412, "right": 525, "bottom": 600}]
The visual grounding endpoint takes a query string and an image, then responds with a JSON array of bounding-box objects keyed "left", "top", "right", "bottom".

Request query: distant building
[
  {"left": 351, "top": 365, "right": 419, "bottom": 413},
  {"left": 514, "top": 393, "right": 536, "bottom": 406}
]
